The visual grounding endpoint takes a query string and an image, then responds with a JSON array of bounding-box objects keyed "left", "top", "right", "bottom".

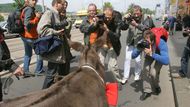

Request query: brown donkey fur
[{"left": 0, "top": 31, "right": 109, "bottom": 107}]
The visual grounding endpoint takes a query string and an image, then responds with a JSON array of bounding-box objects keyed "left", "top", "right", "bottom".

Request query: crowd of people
[{"left": 0, "top": 0, "right": 190, "bottom": 106}]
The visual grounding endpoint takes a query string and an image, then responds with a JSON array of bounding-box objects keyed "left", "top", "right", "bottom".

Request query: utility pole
[
  {"left": 42, "top": 0, "right": 45, "bottom": 12},
  {"left": 102, "top": 0, "right": 104, "bottom": 11},
  {"left": 175, "top": 0, "right": 179, "bottom": 16}
]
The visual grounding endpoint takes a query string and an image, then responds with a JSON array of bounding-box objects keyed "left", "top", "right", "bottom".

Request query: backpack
[
  {"left": 6, "top": 8, "right": 25, "bottom": 34},
  {"left": 151, "top": 27, "right": 168, "bottom": 48}
]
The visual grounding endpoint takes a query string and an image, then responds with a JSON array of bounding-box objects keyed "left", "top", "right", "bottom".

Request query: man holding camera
[
  {"left": 80, "top": 3, "right": 101, "bottom": 46},
  {"left": 95, "top": 7, "right": 123, "bottom": 83},
  {"left": 37, "top": 0, "right": 71, "bottom": 89},
  {"left": 121, "top": 5, "right": 155, "bottom": 84},
  {"left": 132, "top": 28, "right": 169, "bottom": 100}
]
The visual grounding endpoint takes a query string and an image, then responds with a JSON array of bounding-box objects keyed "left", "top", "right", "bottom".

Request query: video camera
[
  {"left": 136, "top": 39, "right": 150, "bottom": 51},
  {"left": 124, "top": 14, "right": 140, "bottom": 23},
  {"left": 183, "top": 28, "right": 190, "bottom": 37},
  {"left": 53, "top": 19, "right": 68, "bottom": 30},
  {"left": 96, "top": 13, "right": 105, "bottom": 25}
]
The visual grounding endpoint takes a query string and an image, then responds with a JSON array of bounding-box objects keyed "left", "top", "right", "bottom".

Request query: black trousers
[
  {"left": 42, "top": 61, "right": 70, "bottom": 89},
  {"left": 0, "top": 79, "right": 2, "bottom": 101}
]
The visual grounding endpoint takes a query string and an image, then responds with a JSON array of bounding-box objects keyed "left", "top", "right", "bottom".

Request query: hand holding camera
[
  {"left": 136, "top": 39, "right": 150, "bottom": 51},
  {"left": 144, "top": 46, "right": 153, "bottom": 56},
  {"left": 124, "top": 13, "right": 140, "bottom": 26}
]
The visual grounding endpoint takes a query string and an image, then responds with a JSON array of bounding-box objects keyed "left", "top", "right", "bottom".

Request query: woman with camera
[{"left": 132, "top": 28, "right": 169, "bottom": 101}]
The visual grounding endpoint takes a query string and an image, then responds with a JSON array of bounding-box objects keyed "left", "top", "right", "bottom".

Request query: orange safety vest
[{"left": 89, "top": 19, "right": 98, "bottom": 44}]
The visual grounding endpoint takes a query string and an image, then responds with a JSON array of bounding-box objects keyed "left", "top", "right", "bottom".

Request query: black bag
[
  {"left": 33, "top": 35, "right": 63, "bottom": 55},
  {"left": 6, "top": 8, "right": 24, "bottom": 33}
]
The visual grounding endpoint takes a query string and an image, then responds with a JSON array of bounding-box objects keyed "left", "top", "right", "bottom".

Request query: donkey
[{"left": 0, "top": 32, "right": 109, "bottom": 107}]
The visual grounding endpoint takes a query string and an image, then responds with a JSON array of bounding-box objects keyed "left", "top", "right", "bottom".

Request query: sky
[{"left": 0, "top": 0, "right": 165, "bottom": 12}]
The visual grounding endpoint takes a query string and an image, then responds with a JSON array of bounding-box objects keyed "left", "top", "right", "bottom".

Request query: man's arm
[
  {"left": 132, "top": 48, "right": 142, "bottom": 59},
  {"left": 0, "top": 41, "right": 19, "bottom": 72},
  {"left": 24, "top": 7, "right": 40, "bottom": 32}
]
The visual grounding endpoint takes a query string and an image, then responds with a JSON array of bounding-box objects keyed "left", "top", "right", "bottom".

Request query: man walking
[{"left": 37, "top": 0, "right": 71, "bottom": 89}]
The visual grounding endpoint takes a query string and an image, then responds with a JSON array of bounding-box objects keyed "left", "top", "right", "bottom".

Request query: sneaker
[
  {"left": 134, "top": 75, "right": 140, "bottom": 81},
  {"left": 153, "top": 87, "right": 161, "bottom": 95},
  {"left": 35, "top": 70, "right": 45, "bottom": 76},
  {"left": 140, "top": 92, "right": 151, "bottom": 101},
  {"left": 121, "top": 78, "right": 128, "bottom": 85}
]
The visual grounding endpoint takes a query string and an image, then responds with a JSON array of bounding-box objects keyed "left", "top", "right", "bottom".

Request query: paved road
[{"left": 2, "top": 24, "right": 180, "bottom": 107}]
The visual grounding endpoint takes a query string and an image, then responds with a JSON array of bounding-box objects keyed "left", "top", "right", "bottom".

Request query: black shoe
[
  {"left": 70, "top": 56, "right": 76, "bottom": 60},
  {"left": 154, "top": 87, "right": 161, "bottom": 95},
  {"left": 140, "top": 92, "right": 151, "bottom": 101},
  {"left": 178, "top": 70, "right": 186, "bottom": 78}
]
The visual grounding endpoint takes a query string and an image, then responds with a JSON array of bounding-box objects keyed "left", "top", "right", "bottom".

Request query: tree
[
  {"left": 103, "top": 2, "right": 113, "bottom": 10},
  {"left": 0, "top": 14, "right": 4, "bottom": 22},
  {"left": 14, "top": 0, "right": 25, "bottom": 8},
  {"left": 125, "top": 3, "right": 155, "bottom": 15},
  {"left": 126, "top": 3, "right": 135, "bottom": 13}
]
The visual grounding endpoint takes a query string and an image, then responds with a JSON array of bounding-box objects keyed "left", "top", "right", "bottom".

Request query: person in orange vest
[
  {"left": 20, "top": 0, "right": 43, "bottom": 76},
  {"left": 80, "top": 3, "right": 103, "bottom": 45}
]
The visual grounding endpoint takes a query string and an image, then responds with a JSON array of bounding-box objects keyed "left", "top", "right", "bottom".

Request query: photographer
[
  {"left": 96, "top": 7, "right": 124, "bottom": 107},
  {"left": 132, "top": 28, "right": 169, "bottom": 100},
  {"left": 178, "top": 15, "right": 190, "bottom": 77},
  {"left": 37, "top": 0, "right": 70, "bottom": 89},
  {"left": 0, "top": 27, "right": 24, "bottom": 101},
  {"left": 121, "top": 5, "right": 155, "bottom": 84}
]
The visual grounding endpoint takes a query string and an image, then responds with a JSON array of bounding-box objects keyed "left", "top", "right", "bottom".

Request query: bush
[{"left": 0, "top": 14, "right": 4, "bottom": 21}]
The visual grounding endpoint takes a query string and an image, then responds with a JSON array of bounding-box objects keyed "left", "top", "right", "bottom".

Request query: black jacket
[
  {"left": 106, "top": 18, "right": 122, "bottom": 56},
  {"left": 0, "top": 28, "right": 18, "bottom": 72}
]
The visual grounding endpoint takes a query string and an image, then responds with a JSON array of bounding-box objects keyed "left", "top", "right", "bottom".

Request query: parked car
[{"left": 0, "top": 21, "right": 20, "bottom": 39}]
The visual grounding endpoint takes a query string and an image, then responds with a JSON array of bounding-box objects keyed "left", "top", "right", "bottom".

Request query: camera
[
  {"left": 53, "top": 19, "right": 68, "bottom": 30},
  {"left": 183, "top": 28, "right": 190, "bottom": 37},
  {"left": 136, "top": 39, "right": 150, "bottom": 50},
  {"left": 96, "top": 13, "right": 105, "bottom": 25},
  {"left": 124, "top": 14, "right": 140, "bottom": 23}
]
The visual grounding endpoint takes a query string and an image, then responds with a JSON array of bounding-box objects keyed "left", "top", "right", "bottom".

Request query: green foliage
[
  {"left": 0, "top": 3, "right": 42, "bottom": 13},
  {"left": 126, "top": 3, "right": 135, "bottom": 14},
  {"left": 0, "top": 3, "right": 17, "bottom": 13},
  {"left": 14, "top": 0, "right": 25, "bottom": 8},
  {"left": 126, "top": 3, "right": 155, "bottom": 15},
  {"left": 103, "top": 2, "right": 113, "bottom": 10},
  {"left": 0, "top": 14, "right": 4, "bottom": 21},
  {"left": 142, "top": 8, "right": 155, "bottom": 15}
]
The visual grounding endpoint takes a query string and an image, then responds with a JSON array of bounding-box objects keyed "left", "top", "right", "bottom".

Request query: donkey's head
[{"left": 68, "top": 31, "right": 108, "bottom": 79}]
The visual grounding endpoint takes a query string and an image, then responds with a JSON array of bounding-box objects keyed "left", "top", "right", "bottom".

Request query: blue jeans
[
  {"left": 21, "top": 37, "right": 43, "bottom": 73},
  {"left": 180, "top": 46, "right": 190, "bottom": 75}
]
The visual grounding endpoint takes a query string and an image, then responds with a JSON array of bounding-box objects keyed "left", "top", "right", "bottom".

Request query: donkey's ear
[{"left": 69, "top": 41, "right": 84, "bottom": 52}]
